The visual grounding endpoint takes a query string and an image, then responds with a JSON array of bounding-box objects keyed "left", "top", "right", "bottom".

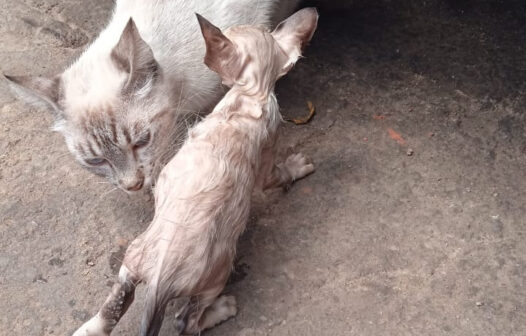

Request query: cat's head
[
  {"left": 196, "top": 8, "right": 318, "bottom": 95},
  {"left": 5, "top": 19, "right": 182, "bottom": 193}
]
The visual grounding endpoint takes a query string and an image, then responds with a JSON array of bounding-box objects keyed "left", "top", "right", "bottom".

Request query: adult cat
[{"left": 5, "top": 0, "right": 299, "bottom": 192}]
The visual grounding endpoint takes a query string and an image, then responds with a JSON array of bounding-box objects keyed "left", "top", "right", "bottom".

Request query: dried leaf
[{"left": 285, "top": 101, "right": 316, "bottom": 125}]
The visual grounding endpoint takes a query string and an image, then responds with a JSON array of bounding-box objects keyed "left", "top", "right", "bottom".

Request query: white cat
[{"left": 5, "top": 0, "right": 300, "bottom": 192}]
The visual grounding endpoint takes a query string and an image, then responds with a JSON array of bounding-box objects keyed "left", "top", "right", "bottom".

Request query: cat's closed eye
[
  {"left": 133, "top": 131, "right": 151, "bottom": 150},
  {"left": 85, "top": 158, "right": 107, "bottom": 166}
]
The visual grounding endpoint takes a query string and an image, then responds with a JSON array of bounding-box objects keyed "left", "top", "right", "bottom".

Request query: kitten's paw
[
  {"left": 186, "top": 295, "right": 237, "bottom": 334},
  {"left": 204, "top": 295, "right": 237, "bottom": 328},
  {"left": 72, "top": 314, "right": 109, "bottom": 336},
  {"left": 284, "top": 153, "right": 315, "bottom": 181},
  {"left": 175, "top": 317, "right": 186, "bottom": 334},
  {"left": 174, "top": 302, "right": 190, "bottom": 334},
  {"left": 212, "top": 295, "right": 237, "bottom": 321}
]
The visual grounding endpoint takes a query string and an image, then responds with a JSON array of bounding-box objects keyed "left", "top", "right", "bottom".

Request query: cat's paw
[{"left": 284, "top": 153, "right": 315, "bottom": 181}]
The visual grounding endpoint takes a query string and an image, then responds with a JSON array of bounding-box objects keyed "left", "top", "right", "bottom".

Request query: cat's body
[
  {"left": 69, "top": 0, "right": 283, "bottom": 113},
  {"left": 71, "top": 8, "right": 318, "bottom": 336},
  {"left": 6, "top": 0, "right": 300, "bottom": 192}
]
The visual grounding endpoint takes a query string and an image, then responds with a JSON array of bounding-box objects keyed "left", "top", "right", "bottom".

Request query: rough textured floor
[{"left": 1, "top": 1, "right": 525, "bottom": 335}]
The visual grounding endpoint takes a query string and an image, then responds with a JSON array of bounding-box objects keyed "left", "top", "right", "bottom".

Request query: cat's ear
[
  {"left": 196, "top": 13, "right": 238, "bottom": 85},
  {"left": 271, "top": 7, "right": 318, "bottom": 72},
  {"left": 3, "top": 74, "right": 62, "bottom": 113},
  {"left": 111, "top": 18, "right": 158, "bottom": 95}
]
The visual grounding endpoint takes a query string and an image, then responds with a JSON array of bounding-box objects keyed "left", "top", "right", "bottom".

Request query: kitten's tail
[
  {"left": 139, "top": 233, "right": 182, "bottom": 335},
  {"left": 139, "top": 276, "right": 171, "bottom": 336}
]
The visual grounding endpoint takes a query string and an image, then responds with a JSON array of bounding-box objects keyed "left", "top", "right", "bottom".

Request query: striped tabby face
[
  {"left": 62, "top": 101, "right": 175, "bottom": 193},
  {"left": 5, "top": 19, "right": 184, "bottom": 193},
  {"left": 59, "top": 19, "right": 181, "bottom": 193}
]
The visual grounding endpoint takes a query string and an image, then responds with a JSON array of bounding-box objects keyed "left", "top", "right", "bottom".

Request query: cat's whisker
[
  {"left": 176, "top": 82, "right": 186, "bottom": 111},
  {"left": 180, "top": 97, "right": 203, "bottom": 114},
  {"left": 100, "top": 187, "right": 118, "bottom": 199},
  {"left": 55, "top": 152, "right": 74, "bottom": 160}
]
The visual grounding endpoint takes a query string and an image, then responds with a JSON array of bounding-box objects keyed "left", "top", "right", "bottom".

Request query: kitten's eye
[
  {"left": 85, "top": 158, "right": 107, "bottom": 166},
  {"left": 133, "top": 131, "right": 151, "bottom": 150}
]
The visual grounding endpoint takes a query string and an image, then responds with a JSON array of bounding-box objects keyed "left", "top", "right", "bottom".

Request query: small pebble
[
  {"left": 476, "top": 301, "right": 483, "bottom": 306},
  {"left": 406, "top": 148, "right": 414, "bottom": 156},
  {"left": 86, "top": 260, "right": 95, "bottom": 267},
  {"left": 34, "top": 274, "right": 48, "bottom": 284}
]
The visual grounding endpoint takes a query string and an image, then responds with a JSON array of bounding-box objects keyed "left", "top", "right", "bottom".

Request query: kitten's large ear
[
  {"left": 111, "top": 18, "right": 158, "bottom": 95},
  {"left": 196, "top": 13, "right": 238, "bottom": 85},
  {"left": 271, "top": 7, "right": 319, "bottom": 70},
  {"left": 3, "top": 74, "right": 62, "bottom": 113}
]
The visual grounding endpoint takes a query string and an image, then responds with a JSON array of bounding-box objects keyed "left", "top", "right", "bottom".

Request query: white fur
[
  {"left": 62, "top": 0, "right": 300, "bottom": 119},
  {"left": 72, "top": 314, "right": 108, "bottom": 336}
]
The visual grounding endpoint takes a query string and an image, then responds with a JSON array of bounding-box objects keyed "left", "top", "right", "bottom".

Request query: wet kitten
[{"left": 4, "top": 0, "right": 300, "bottom": 192}]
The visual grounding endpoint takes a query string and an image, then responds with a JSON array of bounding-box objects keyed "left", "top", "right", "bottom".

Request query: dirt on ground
[{"left": 1, "top": 0, "right": 526, "bottom": 335}]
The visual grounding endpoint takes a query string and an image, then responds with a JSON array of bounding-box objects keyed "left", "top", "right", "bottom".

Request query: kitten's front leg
[
  {"left": 263, "top": 152, "right": 315, "bottom": 190},
  {"left": 255, "top": 132, "right": 315, "bottom": 192}
]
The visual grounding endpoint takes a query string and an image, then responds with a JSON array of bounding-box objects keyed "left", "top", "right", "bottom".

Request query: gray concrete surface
[{"left": 1, "top": 0, "right": 525, "bottom": 335}]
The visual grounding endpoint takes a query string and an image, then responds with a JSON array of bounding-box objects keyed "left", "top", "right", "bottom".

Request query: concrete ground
[{"left": 1, "top": 0, "right": 525, "bottom": 335}]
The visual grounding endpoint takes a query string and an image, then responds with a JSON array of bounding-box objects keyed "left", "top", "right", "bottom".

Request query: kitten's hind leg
[
  {"left": 197, "top": 295, "right": 237, "bottom": 331},
  {"left": 72, "top": 266, "right": 138, "bottom": 336},
  {"left": 182, "top": 289, "right": 237, "bottom": 334}
]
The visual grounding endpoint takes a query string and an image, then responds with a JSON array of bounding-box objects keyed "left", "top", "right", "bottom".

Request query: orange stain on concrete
[{"left": 387, "top": 128, "right": 406, "bottom": 145}]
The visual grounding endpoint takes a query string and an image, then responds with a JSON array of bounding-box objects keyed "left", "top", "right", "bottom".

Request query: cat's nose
[
  {"left": 125, "top": 180, "right": 144, "bottom": 191},
  {"left": 120, "top": 174, "right": 145, "bottom": 191},
  {"left": 120, "top": 171, "right": 145, "bottom": 192}
]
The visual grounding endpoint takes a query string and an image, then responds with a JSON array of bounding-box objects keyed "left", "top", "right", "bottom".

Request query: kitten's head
[
  {"left": 4, "top": 19, "right": 181, "bottom": 192},
  {"left": 196, "top": 8, "right": 318, "bottom": 95}
]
